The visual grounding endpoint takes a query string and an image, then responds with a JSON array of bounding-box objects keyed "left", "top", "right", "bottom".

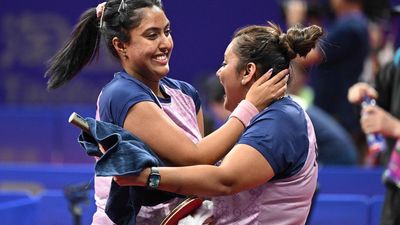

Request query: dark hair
[
  {"left": 232, "top": 22, "right": 323, "bottom": 78},
  {"left": 45, "top": 0, "right": 163, "bottom": 89}
]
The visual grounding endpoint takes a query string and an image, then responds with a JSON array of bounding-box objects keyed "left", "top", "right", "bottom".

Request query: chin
[{"left": 156, "top": 68, "right": 170, "bottom": 78}]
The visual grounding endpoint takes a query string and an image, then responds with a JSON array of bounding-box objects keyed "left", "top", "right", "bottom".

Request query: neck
[{"left": 123, "top": 68, "right": 162, "bottom": 97}]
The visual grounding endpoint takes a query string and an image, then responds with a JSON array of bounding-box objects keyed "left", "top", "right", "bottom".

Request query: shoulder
[
  {"left": 254, "top": 98, "right": 304, "bottom": 125},
  {"left": 98, "top": 73, "right": 158, "bottom": 125},
  {"left": 101, "top": 73, "right": 153, "bottom": 101},
  {"left": 162, "top": 77, "right": 199, "bottom": 95},
  {"left": 239, "top": 98, "right": 309, "bottom": 177},
  {"left": 243, "top": 98, "right": 307, "bottom": 144}
]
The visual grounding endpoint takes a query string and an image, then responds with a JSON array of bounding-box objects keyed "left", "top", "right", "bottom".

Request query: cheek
[
  {"left": 127, "top": 45, "right": 145, "bottom": 59},
  {"left": 169, "top": 37, "right": 174, "bottom": 49},
  {"left": 225, "top": 79, "right": 244, "bottom": 107}
]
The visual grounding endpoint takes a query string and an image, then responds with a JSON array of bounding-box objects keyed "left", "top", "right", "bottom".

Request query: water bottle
[{"left": 361, "top": 96, "right": 387, "bottom": 166}]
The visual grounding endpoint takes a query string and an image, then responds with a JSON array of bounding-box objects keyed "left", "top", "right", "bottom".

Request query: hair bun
[
  {"left": 278, "top": 33, "right": 297, "bottom": 60},
  {"left": 285, "top": 24, "right": 323, "bottom": 58}
]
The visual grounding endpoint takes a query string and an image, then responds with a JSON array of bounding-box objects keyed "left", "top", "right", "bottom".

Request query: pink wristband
[{"left": 229, "top": 100, "right": 259, "bottom": 127}]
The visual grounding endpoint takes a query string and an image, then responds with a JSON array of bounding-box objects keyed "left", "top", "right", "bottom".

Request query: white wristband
[{"left": 229, "top": 100, "right": 259, "bottom": 127}]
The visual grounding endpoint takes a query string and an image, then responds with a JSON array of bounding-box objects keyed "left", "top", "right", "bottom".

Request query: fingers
[
  {"left": 348, "top": 82, "right": 378, "bottom": 104},
  {"left": 270, "top": 69, "right": 289, "bottom": 84},
  {"left": 257, "top": 69, "right": 288, "bottom": 89},
  {"left": 256, "top": 69, "right": 289, "bottom": 100},
  {"left": 259, "top": 71, "right": 289, "bottom": 91},
  {"left": 348, "top": 83, "right": 367, "bottom": 103},
  {"left": 275, "top": 77, "right": 289, "bottom": 96},
  {"left": 362, "top": 105, "right": 376, "bottom": 115},
  {"left": 360, "top": 106, "right": 384, "bottom": 134},
  {"left": 367, "top": 87, "right": 379, "bottom": 99},
  {"left": 113, "top": 176, "right": 122, "bottom": 185},
  {"left": 99, "top": 144, "right": 107, "bottom": 154},
  {"left": 273, "top": 83, "right": 287, "bottom": 100},
  {"left": 253, "top": 69, "right": 273, "bottom": 86},
  {"left": 252, "top": 68, "right": 289, "bottom": 89}
]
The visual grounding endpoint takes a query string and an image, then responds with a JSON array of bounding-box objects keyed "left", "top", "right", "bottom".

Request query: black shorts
[{"left": 380, "top": 182, "right": 400, "bottom": 225}]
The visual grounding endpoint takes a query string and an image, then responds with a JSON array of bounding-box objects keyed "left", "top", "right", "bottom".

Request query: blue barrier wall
[
  {"left": 0, "top": 165, "right": 388, "bottom": 225},
  {"left": 0, "top": 105, "right": 96, "bottom": 163}
]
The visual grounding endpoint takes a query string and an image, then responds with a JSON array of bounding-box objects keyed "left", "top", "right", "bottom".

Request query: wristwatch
[{"left": 147, "top": 167, "right": 161, "bottom": 189}]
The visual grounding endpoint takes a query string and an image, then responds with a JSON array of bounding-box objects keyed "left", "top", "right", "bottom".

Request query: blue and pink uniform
[
  {"left": 213, "top": 97, "right": 318, "bottom": 225},
  {"left": 92, "top": 72, "right": 202, "bottom": 225}
]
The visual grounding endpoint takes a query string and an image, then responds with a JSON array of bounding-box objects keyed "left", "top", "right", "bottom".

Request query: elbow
[
  {"left": 211, "top": 177, "right": 241, "bottom": 196},
  {"left": 214, "top": 185, "right": 236, "bottom": 196}
]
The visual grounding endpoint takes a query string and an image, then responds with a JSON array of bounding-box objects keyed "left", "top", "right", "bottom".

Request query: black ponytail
[
  {"left": 45, "top": 0, "right": 164, "bottom": 89},
  {"left": 45, "top": 8, "right": 101, "bottom": 89}
]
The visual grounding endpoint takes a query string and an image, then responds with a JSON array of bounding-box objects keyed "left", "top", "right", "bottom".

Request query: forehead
[
  {"left": 135, "top": 6, "right": 169, "bottom": 31},
  {"left": 224, "top": 41, "right": 233, "bottom": 57},
  {"left": 224, "top": 41, "right": 237, "bottom": 59}
]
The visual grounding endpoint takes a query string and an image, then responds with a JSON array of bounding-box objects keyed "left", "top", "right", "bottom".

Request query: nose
[
  {"left": 159, "top": 34, "right": 173, "bottom": 52},
  {"left": 216, "top": 67, "right": 222, "bottom": 77}
]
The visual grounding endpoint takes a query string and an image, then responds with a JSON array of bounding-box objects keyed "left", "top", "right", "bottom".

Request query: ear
[
  {"left": 112, "top": 37, "right": 127, "bottom": 58},
  {"left": 241, "top": 62, "right": 257, "bottom": 86}
]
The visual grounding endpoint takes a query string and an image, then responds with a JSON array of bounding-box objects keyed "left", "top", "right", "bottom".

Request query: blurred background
[{"left": 1, "top": 0, "right": 400, "bottom": 224}]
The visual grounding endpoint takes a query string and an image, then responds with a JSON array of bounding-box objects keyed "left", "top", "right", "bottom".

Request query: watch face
[{"left": 149, "top": 174, "right": 160, "bottom": 188}]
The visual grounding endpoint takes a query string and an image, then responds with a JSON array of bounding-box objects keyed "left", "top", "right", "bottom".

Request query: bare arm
[
  {"left": 123, "top": 69, "right": 288, "bottom": 166},
  {"left": 123, "top": 102, "right": 244, "bottom": 165},
  {"left": 114, "top": 144, "right": 275, "bottom": 197},
  {"left": 197, "top": 108, "right": 205, "bottom": 137}
]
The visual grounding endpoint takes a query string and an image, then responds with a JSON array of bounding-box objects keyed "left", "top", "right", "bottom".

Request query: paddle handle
[{"left": 68, "top": 112, "right": 90, "bottom": 134}]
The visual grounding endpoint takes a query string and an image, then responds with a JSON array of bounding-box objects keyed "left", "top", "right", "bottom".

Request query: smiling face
[
  {"left": 216, "top": 40, "right": 248, "bottom": 112},
  {"left": 122, "top": 6, "right": 173, "bottom": 83}
]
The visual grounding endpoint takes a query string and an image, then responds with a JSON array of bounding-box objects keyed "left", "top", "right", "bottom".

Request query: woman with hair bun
[{"left": 114, "top": 22, "right": 323, "bottom": 225}]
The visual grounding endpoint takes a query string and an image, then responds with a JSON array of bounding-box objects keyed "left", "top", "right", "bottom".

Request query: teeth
[{"left": 155, "top": 55, "right": 167, "bottom": 61}]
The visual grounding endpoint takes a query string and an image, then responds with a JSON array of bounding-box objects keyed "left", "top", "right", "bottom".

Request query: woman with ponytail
[
  {"left": 114, "top": 22, "right": 323, "bottom": 225},
  {"left": 45, "top": 1, "right": 289, "bottom": 224}
]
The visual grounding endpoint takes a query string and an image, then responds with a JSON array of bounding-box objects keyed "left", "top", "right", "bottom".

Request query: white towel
[{"left": 178, "top": 200, "right": 213, "bottom": 225}]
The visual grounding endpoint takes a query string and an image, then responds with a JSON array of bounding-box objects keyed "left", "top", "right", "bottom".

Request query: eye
[
  {"left": 221, "top": 62, "right": 227, "bottom": 67},
  {"left": 146, "top": 33, "right": 159, "bottom": 40},
  {"left": 164, "top": 28, "right": 171, "bottom": 37}
]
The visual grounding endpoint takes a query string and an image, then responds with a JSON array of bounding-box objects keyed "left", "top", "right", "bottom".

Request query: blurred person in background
[
  {"left": 359, "top": 0, "right": 394, "bottom": 85},
  {"left": 198, "top": 75, "right": 231, "bottom": 136},
  {"left": 289, "top": 62, "right": 358, "bottom": 165},
  {"left": 291, "top": 0, "right": 370, "bottom": 162},
  {"left": 348, "top": 49, "right": 400, "bottom": 224},
  {"left": 280, "top": 0, "right": 358, "bottom": 165}
]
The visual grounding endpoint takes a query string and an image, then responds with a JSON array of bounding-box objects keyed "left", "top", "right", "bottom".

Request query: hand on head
[{"left": 245, "top": 69, "right": 289, "bottom": 112}]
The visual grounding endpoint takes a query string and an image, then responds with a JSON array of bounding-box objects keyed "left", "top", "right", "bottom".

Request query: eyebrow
[{"left": 142, "top": 23, "right": 170, "bottom": 35}]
